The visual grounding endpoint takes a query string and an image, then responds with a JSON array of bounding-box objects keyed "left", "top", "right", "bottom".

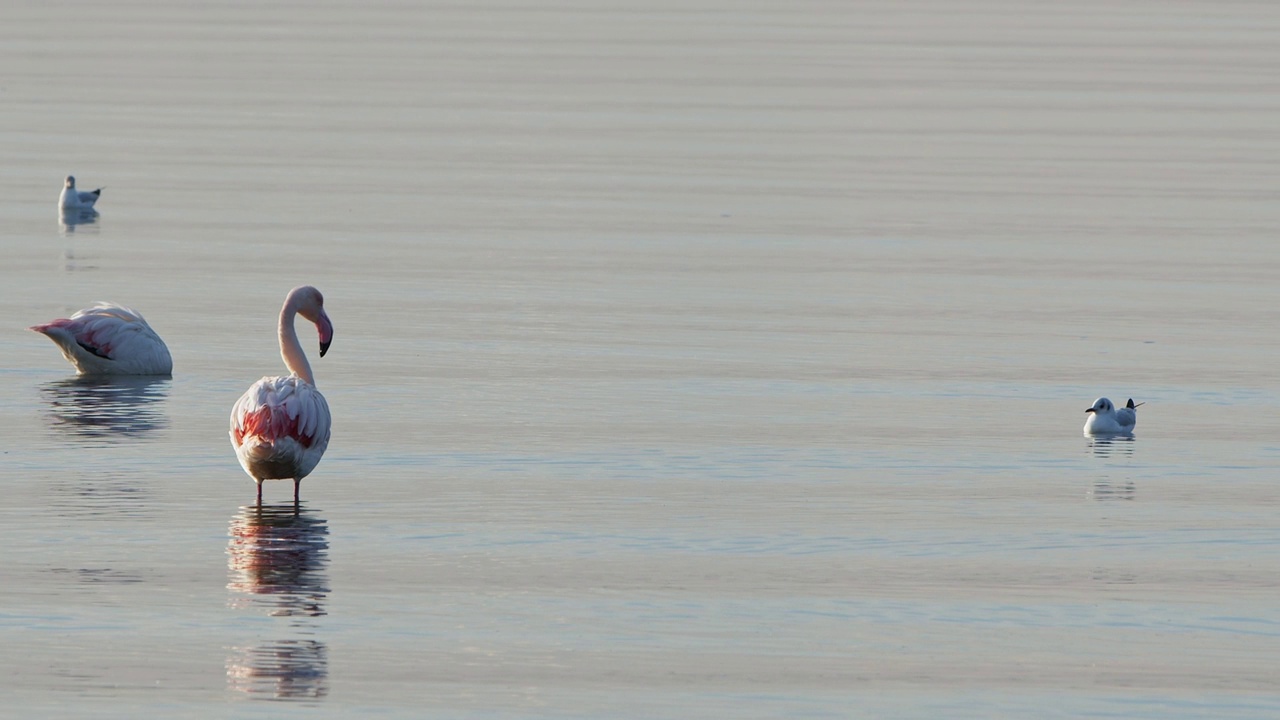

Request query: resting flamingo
[
  {"left": 230, "top": 286, "right": 334, "bottom": 505},
  {"left": 60, "top": 175, "right": 102, "bottom": 211},
  {"left": 30, "top": 302, "right": 173, "bottom": 375}
]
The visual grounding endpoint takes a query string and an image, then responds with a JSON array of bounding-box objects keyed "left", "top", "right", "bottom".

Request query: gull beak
[{"left": 1085, "top": 408, "right": 1095, "bottom": 413}]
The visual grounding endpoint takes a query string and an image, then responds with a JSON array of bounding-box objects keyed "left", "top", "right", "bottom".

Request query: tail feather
[{"left": 234, "top": 404, "right": 317, "bottom": 448}]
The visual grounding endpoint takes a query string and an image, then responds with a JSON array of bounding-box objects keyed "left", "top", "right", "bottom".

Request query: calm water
[{"left": 3, "top": 1, "right": 1280, "bottom": 717}]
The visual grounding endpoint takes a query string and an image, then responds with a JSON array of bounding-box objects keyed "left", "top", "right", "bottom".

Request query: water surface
[{"left": 2, "top": 1, "right": 1279, "bottom": 717}]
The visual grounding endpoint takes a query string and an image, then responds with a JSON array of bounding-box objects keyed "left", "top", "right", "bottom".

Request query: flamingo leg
[
  {"left": 293, "top": 478, "right": 301, "bottom": 505},
  {"left": 256, "top": 481, "right": 263, "bottom": 506}
]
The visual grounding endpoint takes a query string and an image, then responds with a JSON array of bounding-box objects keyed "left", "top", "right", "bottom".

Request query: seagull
[
  {"left": 60, "top": 175, "right": 102, "bottom": 211},
  {"left": 1084, "top": 397, "right": 1143, "bottom": 436}
]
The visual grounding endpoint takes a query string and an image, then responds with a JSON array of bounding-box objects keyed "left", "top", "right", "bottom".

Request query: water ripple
[
  {"left": 226, "top": 503, "right": 330, "bottom": 702},
  {"left": 38, "top": 376, "right": 170, "bottom": 444},
  {"left": 227, "top": 504, "right": 329, "bottom": 617}
]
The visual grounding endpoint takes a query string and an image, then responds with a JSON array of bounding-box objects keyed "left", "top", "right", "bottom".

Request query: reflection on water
[
  {"left": 227, "top": 641, "right": 328, "bottom": 700},
  {"left": 59, "top": 207, "right": 99, "bottom": 236},
  {"left": 227, "top": 504, "right": 330, "bottom": 701},
  {"left": 48, "top": 566, "right": 145, "bottom": 585},
  {"left": 49, "top": 471, "right": 156, "bottom": 520},
  {"left": 1088, "top": 478, "right": 1136, "bottom": 502},
  {"left": 1091, "top": 568, "right": 1138, "bottom": 585},
  {"left": 1087, "top": 435, "right": 1134, "bottom": 459},
  {"left": 227, "top": 504, "right": 329, "bottom": 616},
  {"left": 39, "top": 376, "right": 170, "bottom": 443},
  {"left": 1086, "top": 437, "right": 1136, "bottom": 501},
  {"left": 59, "top": 247, "right": 99, "bottom": 272}
]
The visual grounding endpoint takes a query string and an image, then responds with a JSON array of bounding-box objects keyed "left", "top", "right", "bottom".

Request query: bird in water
[
  {"left": 59, "top": 175, "right": 102, "bottom": 211},
  {"left": 1084, "top": 397, "right": 1143, "bottom": 436},
  {"left": 230, "top": 286, "right": 334, "bottom": 505},
  {"left": 29, "top": 302, "right": 173, "bottom": 375}
]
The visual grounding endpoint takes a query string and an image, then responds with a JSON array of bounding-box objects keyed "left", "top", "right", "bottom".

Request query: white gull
[
  {"left": 1084, "top": 397, "right": 1143, "bottom": 436},
  {"left": 59, "top": 175, "right": 101, "bottom": 211}
]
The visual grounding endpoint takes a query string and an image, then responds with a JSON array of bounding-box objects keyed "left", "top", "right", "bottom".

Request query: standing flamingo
[
  {"left": 230, "top": 286, "right": 334, "bottom": 505},
  {"left": 60, "top": 175, "right": 102, "bottom": 211},
  {"left": 30, "top": 302, "right": 173, "bottom": 375}
]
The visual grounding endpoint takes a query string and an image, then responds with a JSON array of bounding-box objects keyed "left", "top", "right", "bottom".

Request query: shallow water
[{"left": 3, "top": 1, "right": 1280, "bottom": 717}]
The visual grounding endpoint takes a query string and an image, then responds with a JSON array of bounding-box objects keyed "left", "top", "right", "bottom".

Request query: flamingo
[
  {"left": 60, "top": 175, "right": 102, "bottom": 211},
  {"left": 1084, "top": 397, "right": 1143, "bottom": 436},
  {"left": 30, "top": 302, "right": 173, "bottom": 375},
  {"left": 230, "top": 286, "right": 334, "bottom": 505}
]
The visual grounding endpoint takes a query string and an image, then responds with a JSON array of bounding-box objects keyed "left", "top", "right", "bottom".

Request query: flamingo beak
[{"left": 318, "top": 312, "right": 333, "bottom": 357}]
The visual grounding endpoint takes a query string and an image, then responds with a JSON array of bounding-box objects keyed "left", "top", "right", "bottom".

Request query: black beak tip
[{"left": 320, "top": 341, "right": 331, "bottom": 358}]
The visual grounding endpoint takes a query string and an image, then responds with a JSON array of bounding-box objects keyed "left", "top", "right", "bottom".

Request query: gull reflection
[
  {"left": 39, "top": 376, "right": 170, "bottom": 443},
  {"left": 1087, "top": 435, "right": 1134, "bottom": 459},
  {"left": 1088, "top": 477, "right": 1136, "bottom": 502},
  {"left": 59, "top": 207, "right": 99, "bottom": 235},
  {"left": 227, "top": 503, "right": 330, "bottom": 701},
  {"left": 1086, "top": 437, "right": 1136, "bottom": 500},
  {"left": 59, "top": 246, "right": 100, "bottom": 272}
]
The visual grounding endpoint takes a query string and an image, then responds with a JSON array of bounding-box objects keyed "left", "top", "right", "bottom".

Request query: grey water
[{"left": 3, "top": 1, "right": 1280, "bottom": 717}]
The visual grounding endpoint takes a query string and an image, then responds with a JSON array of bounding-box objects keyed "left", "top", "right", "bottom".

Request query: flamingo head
[
  {"left": 291, "top": 285, "right": 333, "bottom": 357},
  {"left": 317, "top": 312, "right": 333, "bottom": 357}
]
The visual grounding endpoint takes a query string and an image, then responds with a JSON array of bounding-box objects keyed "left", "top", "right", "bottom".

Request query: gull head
[
  {"left": 65, "top": 175, "right": 76, "bottom": 189},
  {"left": 1085, "top": 397, "right": 1115, "bottom": 415}
]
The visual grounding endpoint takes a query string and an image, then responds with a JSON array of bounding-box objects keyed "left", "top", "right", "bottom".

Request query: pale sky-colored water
[{"left": 3, "top": 1, "right": 1280, "bottom": 718}]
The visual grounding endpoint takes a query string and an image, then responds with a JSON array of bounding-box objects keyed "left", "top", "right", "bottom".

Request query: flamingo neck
[{"left": 278, "top": 303, "right": 315, "bottom": 386}]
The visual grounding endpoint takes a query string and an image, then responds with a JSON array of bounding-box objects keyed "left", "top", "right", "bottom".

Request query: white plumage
[
  {"left": 1084, "top": 397, "right": 1142, "bottom": 436},
  {"left": 59, "top": 175, "right": 101, "bottom": 211},
  {"left": 230, "top": 286, "right": 334, "bottom": 504},
  {"left": 30, "top": 302, "right": 173, "bottom": 375}
]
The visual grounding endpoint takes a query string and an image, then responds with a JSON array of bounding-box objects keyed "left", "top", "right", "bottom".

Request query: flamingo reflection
[
  {"left": 227, "top": 503, "right": 329, "bottom": 700},
  {"left": 39, "top": 375, "right": 170, "bottom": 443},
  {"left": 226, "top": 640, "right": 328, "bottom": 700}
]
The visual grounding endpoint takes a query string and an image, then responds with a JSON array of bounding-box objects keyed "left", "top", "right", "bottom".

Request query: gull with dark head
[
  {"left": 60, "top": 175, "right": 102, "bottom": 211},
  {"left": 1084, "top": 397, "right": 1143, "bottom": 436}
]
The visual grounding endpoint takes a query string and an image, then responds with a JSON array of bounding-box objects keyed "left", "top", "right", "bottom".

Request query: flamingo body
[
  {"left": 60, "top": 175, "right": 101, "bottom": 210},
  {"left": 230, "top": 286, "right": 334, "bottom": 503},
  {"left": 30, "top": 302, "right": 172, "bottom": 375},
  {"left": 231, "top": 375, "right": 331, "bottom": 486}
]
